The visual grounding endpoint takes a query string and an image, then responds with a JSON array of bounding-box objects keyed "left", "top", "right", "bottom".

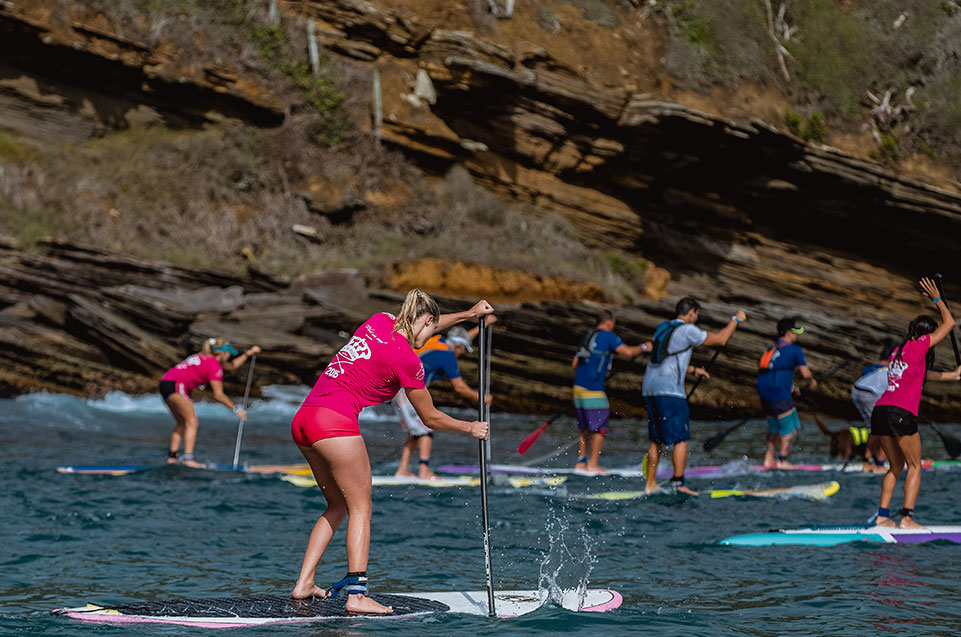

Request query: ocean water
[{"left": 3, "top": 388, "right": 961, "bottom": 635}]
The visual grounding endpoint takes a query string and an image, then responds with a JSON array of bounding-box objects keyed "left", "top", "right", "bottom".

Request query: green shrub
[
  {"left": 870, "top": 134, "right": 901, "bottom": 163},
  {"left": 0, "top": 132, "right": 39, "bottom": 163},
  {"left": 784, "top": 110, "right": 803, "bottom": 137},
  {"left": 802, "top": 112, "right": 828, "bottom": 143},
  {"left": 251, "top": 24, "right": 352, "bottom": 146}
]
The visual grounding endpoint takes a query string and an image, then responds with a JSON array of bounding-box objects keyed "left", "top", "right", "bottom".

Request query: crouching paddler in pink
[
  {"left": 160, "top": 338, "right": 262, "bottom": 468},
  {"left": 290, "top": 289, "right": 492, "bottom": 614}
]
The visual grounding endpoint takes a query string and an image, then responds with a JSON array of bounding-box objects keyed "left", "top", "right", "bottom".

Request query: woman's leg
[
  {"left": 313, "top": 435, "right": 391, "bottom": 614},
  {"left": 292, "top": 444, "right": 346, "bottom": 599},
  {"left": 896, "top": 433, "right": 925, "bottom": 529},
  {"left": 877, "top": 435, "right": 903, "bottom": 526},
  {"left": 165, "top": 395, "right": 202, "bottom": 468}
]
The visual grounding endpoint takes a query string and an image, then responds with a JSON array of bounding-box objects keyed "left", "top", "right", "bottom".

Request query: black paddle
[
  {"left": 703, "top": 358, "right": 851, "bottom": 453},
  {"left": 687, "top": 348, "right": 722, "bottom": 400},
  {"left": 476, "top": 317, "right": 495, "bottom": 617},
  {"left": 927, "top": 274, "right": 961, "bottom": 459}
]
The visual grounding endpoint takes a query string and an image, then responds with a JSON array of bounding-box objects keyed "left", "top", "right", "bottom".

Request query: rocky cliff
[{"left": 1, "top": 0, "right": 961, "bottom": 423}]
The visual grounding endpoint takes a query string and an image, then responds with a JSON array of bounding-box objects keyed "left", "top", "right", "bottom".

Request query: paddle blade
[
  {"left": 702, "top": 433, "right": 726, "bottom": 453},
  {"left": 517, "top": 423, "right": 548, "bottom": 455},
  {"left": 944, "top": 434, "right": 961, "bottom": 460}
]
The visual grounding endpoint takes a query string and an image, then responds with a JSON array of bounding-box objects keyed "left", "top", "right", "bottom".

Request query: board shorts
[
  {"left": 871, "top": 404, "right": 918, "bottom": 438},
  {"left": 645, "top": 395, "right": 690, "bottom": 445},
  {"left": 761, "top": 398, "right": 798, "bottom": 435},
  {"left": 159, "top": 380, "right": 190, "bottom": 402},
  {"left": 291, "top": 405, "right": 361, "bottom": 446},
  {"left": 850, "top": 388, "right": 879, "bottom": 427},
  {"left": 392, "top": 390, "right": 432, "bottom": 437},
  {"left": 573, "top": 385, "right": 610, "bottom": 434}
]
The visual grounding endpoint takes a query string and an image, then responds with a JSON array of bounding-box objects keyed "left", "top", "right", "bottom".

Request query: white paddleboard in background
[{"left": 53, "top": 589, "right": 622, "bottom": 627}]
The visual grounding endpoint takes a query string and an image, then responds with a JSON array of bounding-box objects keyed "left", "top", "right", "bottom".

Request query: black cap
[{"left": 777, "top": 317, "right": 804, "bottom": 336}]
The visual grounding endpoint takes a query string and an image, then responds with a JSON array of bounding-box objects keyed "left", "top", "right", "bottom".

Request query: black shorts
[
  {"left": 159, "top": 380, "right": 182, "bottom": 401},
  {"left": 761, "top": 398, "right": 795, "bottom": 417},
  {"left": 870, "top": 404, "right": 918, "bottom": 438}
]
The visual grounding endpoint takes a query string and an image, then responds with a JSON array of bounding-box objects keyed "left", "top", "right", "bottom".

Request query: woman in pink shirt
[
  {"left": 871, "top": 278, "right": 961, "bottom": 529},
  {"left": 290, "top": 289, "right": 491, "bottom": 614},
  {"left": 160, "top": 338, "right": 261, "bottom": 468}
]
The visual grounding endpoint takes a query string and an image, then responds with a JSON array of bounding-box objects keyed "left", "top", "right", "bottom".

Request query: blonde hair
[
  {"left": 201, "top": 337, "right": 229, "bottom": 356},
  {"left": 395, "top": 289, "right": 440, "bottom": 347}
]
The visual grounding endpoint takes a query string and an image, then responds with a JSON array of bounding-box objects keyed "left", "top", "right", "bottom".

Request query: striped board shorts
[{"left": 572, "top": 385, "right": 610, "bottom": 434}]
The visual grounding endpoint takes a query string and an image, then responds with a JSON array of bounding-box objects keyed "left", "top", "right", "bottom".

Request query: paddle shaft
[
  {"left": 477, "top": 317, "right": 496, "bottom": 617},
  {"left": 934, "top": 274, "right": 961, "bottom": 366},
  {"left": 231, "top": 354, "right": 257, "bottom": 470},
  {"left": 687, "top": 348, "right": 722, "bottom": 399},
  {"left": 484, "top": 324, "right": 493, "bottom": 466}
]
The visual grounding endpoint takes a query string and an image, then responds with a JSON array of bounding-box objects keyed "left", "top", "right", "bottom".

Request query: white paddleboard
[
  {"left": 53, "top": 589, "right": 622, "bottom": 626},
  {"left": 282, "top": 473, "right": 567, "bottom": 488}
]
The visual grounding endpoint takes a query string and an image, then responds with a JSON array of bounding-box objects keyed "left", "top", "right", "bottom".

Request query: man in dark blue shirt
[
  {"left": 757, "top": 316, "right": 816, "bottom": 468},
  {"left": 392, "top": 320, "right": 493, "bottom": 479},
  {"left": 572, "top": 310, "right": 650, "bottom": 474}
]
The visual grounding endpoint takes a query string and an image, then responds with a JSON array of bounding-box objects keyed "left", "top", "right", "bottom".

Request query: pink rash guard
[{"left": 161, "top": 354, "right": 224, "bottom": 398}]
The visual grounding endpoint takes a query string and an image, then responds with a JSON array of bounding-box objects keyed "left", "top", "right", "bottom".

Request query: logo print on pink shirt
[
  {"left": 325, "top": 336, "right": 372, "bottom": 379},
  {"left": 887, "top": 358, "right": 908, "bottom": 392}
]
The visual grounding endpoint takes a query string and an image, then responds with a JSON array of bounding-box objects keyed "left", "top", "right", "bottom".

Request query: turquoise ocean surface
[{"left": 3, "top": 388, "right": 961, "bottom": 635}]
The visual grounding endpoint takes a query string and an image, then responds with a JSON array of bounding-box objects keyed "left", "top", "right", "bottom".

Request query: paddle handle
[
  {"left": 232, "top": 354, "right": 257, "bottom": 469},
  {"left": 477, "top": 317, "right": 495, "bottom": 617},
  {"left": 934, "top": 274, "right": 961, "bottom": 366},
  {"left": 687, "top": 348, "right": 721, "bottom": 399}
]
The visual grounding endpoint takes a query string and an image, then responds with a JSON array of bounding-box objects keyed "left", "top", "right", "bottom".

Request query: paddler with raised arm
[
  {"left": 289, "top": 290, "right": 491, "bottom": 614},
  {"left": 571, "top": 309, "right": 651, "bottom": 474},
  {"left": 642, "top": 298, "right": 746, "bottom": 495}
]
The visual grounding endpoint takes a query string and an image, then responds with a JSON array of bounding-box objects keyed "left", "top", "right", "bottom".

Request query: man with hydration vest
[
  {"left": 571, "top": 309, "right": 651, "bottom": 474},
  {"left": 642, "top": 297, "right": 746, "bottom": 495},
  {"left": 392, "top": 320, "right": 494, "bottom": 479},
  {"left": 757, "top": 316, "right": 816, "bottom": 469}
]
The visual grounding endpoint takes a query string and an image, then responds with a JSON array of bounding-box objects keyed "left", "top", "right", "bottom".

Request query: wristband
[
  {"left": 641, "top": 343, "right": 649, "bottom": 352},
  {"left": 933, "top": 296, "right": 942, "bottom": 304},
  {"left": 731, "top": 315, "right": 741, "bottom": 324},
  {"left": 232, "top": 405, "right": 242, "bottom": 414}
]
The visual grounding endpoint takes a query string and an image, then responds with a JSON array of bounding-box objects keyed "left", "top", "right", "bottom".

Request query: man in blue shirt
[
  {"left": 757, "top": 316, "right": 816, "bottom": 468},
  {"left": 393, "top": 320, "right": 494, "bottom": 479},
  {"left": 572, "top": 310, "right": 651, "bottom": 474}
]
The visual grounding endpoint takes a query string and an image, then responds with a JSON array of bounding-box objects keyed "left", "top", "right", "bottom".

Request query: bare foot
[
  {"left": 417, "top": 466, "right": 439, "bottom": 480},
  {"left": 291, "top": 583, "right": 327, "bottom": 600},
  {"left": 875, "top": 516, "right": 896, "bottom": 527},
  {"left": 775, "top": 459, "right": 795, "bottom": 470},
  {"left": 574, "top": 461, "right": 587, "bottom": 471},
  {"left": 644, "top": 482, "right": 660, "bottom": 495},
  {"left": 345, "top": 594, "right": 392, "bottom": 615},
  {"left": 166, "top": 457, "right": 177, "bottom": 464},
  {"left": 394, "top": 468, "right": 415, "bottom": 478},
  {"left": 585, "top": 464, "right": 609, "bottom": 475},
  {"left": 863, "top": 463, "right": 886, "bottom": 474},
  {"left": 181, "top": 459, "right": 205, "bottom": 469},
  {"left": 899, "top": 517, "right": 927, "bottom": 530},
  {"left": 676, "top": 485, "right": 699, "bottom": 496}
]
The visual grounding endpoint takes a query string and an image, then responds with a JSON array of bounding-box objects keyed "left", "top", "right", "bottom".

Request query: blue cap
[{"left": 212, "top": 343, "right": 239, "bottom": 356}]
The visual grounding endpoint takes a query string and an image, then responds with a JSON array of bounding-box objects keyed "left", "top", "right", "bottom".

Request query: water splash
[{"left": 537, "top": 499, "right": 598, "bottom": 610}]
